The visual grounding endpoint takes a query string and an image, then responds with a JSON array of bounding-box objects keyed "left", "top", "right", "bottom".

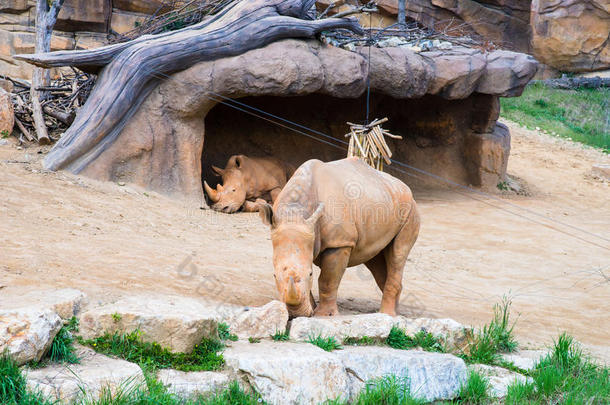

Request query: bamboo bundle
[{"left": 345, "top": 117, "right": 402, "bottom": 171}]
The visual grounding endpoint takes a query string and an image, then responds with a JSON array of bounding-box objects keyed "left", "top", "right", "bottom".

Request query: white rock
[
  {"left": 289, "top": 313, "right": 399, "bottom": 342},
  {"left": 0, "top": 308, "right": 62, "bottom": 365},
  {"left": 157, "top": 369, "right": 230, "bottom": 398},
  {"left": 501, "top": 350, "right": 548, "bottom": 371},
  {"left": 225, "top": 300, "right": 289, "bottom": 340},
  {"left": 26, "top": 346, "right": 144, "bottom": 402},
  {"left": 224, "top": 341, "right": 350, "bottom": 405},
  {"left": 79, "top": 295, "right": 219, "bottom": 353},
  {"left": 396, "top": 317, "right": 472, "bottom": 353},
  {"left": 336, "top": 346, "right": 467, "bottom": 402},
  {"left": 470, "top": 364, "right": 532, "bottom": 398},
  {"left": 0, "top": 288, "right": 86, "bottom": 320}
]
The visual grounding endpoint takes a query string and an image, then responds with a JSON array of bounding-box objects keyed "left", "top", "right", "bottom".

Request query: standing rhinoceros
[
  {"left": 258, "top": 157, "right": 420, "bottom": 317},
  {"left": 204, "top": 155, "right": 294, "bottom": 213}
]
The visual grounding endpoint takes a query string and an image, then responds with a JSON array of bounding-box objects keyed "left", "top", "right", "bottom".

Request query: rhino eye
[{"left": 232, "top": 188, "right": 236, "bottom": 192}]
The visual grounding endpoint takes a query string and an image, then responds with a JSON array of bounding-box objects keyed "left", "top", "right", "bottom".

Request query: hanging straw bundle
[{"left": 345, "top": 117, "right": 402, "bottom": 171}]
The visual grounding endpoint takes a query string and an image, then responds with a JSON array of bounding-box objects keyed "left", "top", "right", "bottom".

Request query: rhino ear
[
  {"left": 258, "top": 202, "right": 274, "bottom": 227},
  {"left": 212, "top": 165, "right": 224, "bottom": 176},
  {"left": 235, "top": 155, "right": 243, "bottom": 168}
]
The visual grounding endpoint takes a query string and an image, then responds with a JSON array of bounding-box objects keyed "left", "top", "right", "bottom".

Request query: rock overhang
[{"left": 163, "top": 39, "right": 538, "bottom": 116}]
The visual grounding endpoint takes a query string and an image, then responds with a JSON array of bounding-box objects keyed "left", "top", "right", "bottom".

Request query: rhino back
[{"left": 276, "top": 158, "right": 414, "bottom": 261}]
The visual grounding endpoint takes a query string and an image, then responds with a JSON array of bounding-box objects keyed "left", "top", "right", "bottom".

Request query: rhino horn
[
  {"left": 204, "top": 181, "right": 219, "bottom": 202},
  {"left": 217, "top": 183, "right": 225, "bottom": 192},
  {"left": 286, "top": 276, "right": 300, "bottom": 305},
  {"left": 305, "top": 203, "right": 324, "bottom": 227}
]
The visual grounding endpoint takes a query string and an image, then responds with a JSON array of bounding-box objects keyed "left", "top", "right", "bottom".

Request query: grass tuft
[
  {"left": 0, "top": 352, "right": 54, "bottom": 405},
  {"left": 307, "top": 335, "right": 342, "bottom": 352},
  {"left": 458, "top": 370, "right": 490, "bottom": 403},
  {"left": 79, "top": 329, "right": 224, "bottom": 371},
  {"left": 271, "top": 330, "right": 289, "bottom": 341},
  {"left": 462, "top": 296, "right": 518, "bottom": 365},
  {"left": 351, "top": 375, "right": 425, "bottom": 405},
  {"left": 343, "top": 336, "right": 380, "bottom": 346},
  {"left": 49, "top": 316, "right": 80, "bottom": 364},
  {"left": 247, "top": 337, "right": 261, "bottom": 344},
  {"left": 386, "top": 327, "right": 444, "bottom": 353},
  {"left": 218, "top": 323, "right": 238, "bottom": 342}
]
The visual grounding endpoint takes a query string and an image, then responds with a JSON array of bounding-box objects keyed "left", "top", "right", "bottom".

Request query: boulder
[
  {"left": 0, "top": 308, "right": 62, "bottom": 365},
  {"left": 225, "top": 300, "right": 289, "bottom": 340},
  {"left": 224, "top": 341, "right": 351, "bottom": 404},
  {"left": 78, "top": 295, "right": 219, "bottom": 353},
  {"left": 335, "top": 346, "right": 468, "bottom": 401},
  {"left": 470, "top": 364, "right": 532, "bottom": 397},
  {"left": 0, "top": 288, "right": 86, "bottom": 320},
  {"left": 501, "top": 350, "right": 548, "bottom": 371},
  {"left": 157, "top": 369, "right": 230, "bottom": 398},
  {"left": 397, "top": 317, "right": 473, "bottom": 353},
  {"left": 0, "top": 88, "right": 14, "bottom": 136},
  {"left": 531, "top": 0, "right": 610, "bottom": 72},
  {"left": 289, "top": 313, "right": 399, "bottom": 342},
  {"left": 26, "top": 346, "right": 144, "bottom": 402}
]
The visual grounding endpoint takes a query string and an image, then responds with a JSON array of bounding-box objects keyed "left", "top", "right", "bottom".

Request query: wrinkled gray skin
[
  {"left": 259, "top": 158, "right": 420, "bottom": 317},
  {"left": 204, "top": 155, "right": 294, "bottom": 213}
]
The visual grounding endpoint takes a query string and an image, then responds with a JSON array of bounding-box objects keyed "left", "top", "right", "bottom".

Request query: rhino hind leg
[
  {"left": 314, "top": 247, "right": 351, "bottom": 317},
  {"left": 364, "top": 252, "right": 388, "bottom": 292},
  {"left": 380, "top": 203, "right": 421, "bottom": 316}
]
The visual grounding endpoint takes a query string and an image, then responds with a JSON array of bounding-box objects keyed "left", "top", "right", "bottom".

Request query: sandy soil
[{"left": 1, "top": 120, "right": 609, "bottom": 361}]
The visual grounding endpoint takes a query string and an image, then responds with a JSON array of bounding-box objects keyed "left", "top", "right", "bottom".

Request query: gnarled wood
[{"left": 15, "top": 0, "right": 362, "bottom": 172}]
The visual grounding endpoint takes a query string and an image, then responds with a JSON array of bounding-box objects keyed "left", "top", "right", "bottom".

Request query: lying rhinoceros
[
  {"left": 258, "top": 157, "right": 420, "bottom": 317},
  {"left": 204, "top": 155, "right": 294, "bottom": 213}
]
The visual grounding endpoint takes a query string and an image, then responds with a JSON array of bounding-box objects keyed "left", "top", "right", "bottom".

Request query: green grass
[
  {"left": 111, "top": 313, "right": 122, "bottom": 322},
  {"left": 458, "top": 370, "right": 490, "bottom": 404},
  {"left": 461, "top": 296, "right": 518, "bottom": 365},
  {"left": 503, "top": 333, "right": 610, "bottom": 404},
  {"left": 271, "top": 330, "right": 289, "bottom": 341},
  {"left": 28, "top": 316, "right": 80, "bottom": 369},
  {"left": 218, "top": 323, "right": 238, "bottom": 342},
  {"left": 343, "top": 336, "right": 381, "bottom": 346},
  {"left": 247, "top": 337, "right": 261, "bottom": 344},
  {"left": 49, "top": 316, "right": 80, "bottom": 364},
  {"left": 501, "top": 83, "right": 610, "bottom": 152},
  {"left": 79, "top": 329, "right": 224, "bottom": 372},
  {"left": 386, "top": 327, "right": 445, "bottom": 353},
  {"left": 307, "top": 335, "right": 342, "bottom": 352},
  {"left": 0, "top": 352, "right": 54, "bottom": 405},
  {"left": 326, "top": 375, "right": 426, "bottom": 405},
  {"left": 80, "top": 377, "right": 265, "bottom": 405}
]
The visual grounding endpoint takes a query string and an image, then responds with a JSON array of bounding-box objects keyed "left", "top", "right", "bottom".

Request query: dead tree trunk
[
  {"left": 31, "top": 0, "right": 64, "bottom": 145},
  {"left": 15, "top": 0, "right": 362, "bottom": 172}
]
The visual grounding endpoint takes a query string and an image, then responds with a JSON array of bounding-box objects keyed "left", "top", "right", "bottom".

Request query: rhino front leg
[
  {"left": 242, "top": 198, "right": 268, "bottom": 212},
  {"left": 314, "top": 247, "right": 351, "bottom": 317}
]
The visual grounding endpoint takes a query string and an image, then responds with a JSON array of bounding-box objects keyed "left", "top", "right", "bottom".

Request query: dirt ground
[{"left": 1, "top": 119, "right": 609, "bottom": 362}]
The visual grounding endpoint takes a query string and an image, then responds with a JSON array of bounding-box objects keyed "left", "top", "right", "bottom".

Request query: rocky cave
[{"left": 61, "top": 39, "right": 537, "bottom": 204}]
